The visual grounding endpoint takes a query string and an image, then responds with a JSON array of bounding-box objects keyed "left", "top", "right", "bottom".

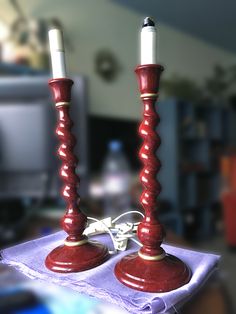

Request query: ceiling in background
[
  {"left": 0, "top": 0, "right": 235, "bottom": 54},
  {"left": 113, "top": 0, "right": 236, "bottom": 54}
]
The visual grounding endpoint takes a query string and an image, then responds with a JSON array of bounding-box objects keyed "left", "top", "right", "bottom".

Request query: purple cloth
[{"left": 0, "top": 231, "right": 220, "bottom": 314}]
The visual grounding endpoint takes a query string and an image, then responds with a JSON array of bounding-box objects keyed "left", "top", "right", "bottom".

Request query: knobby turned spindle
[
  {"left": 115, "top": 64, "right": 191, "bottom": 292},
  {"left": 45, "top": 78, "right": 109, "bottom": 273}
]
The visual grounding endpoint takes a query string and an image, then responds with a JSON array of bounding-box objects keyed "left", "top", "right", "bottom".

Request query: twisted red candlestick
[
  {"left": 45, "top": 78, "right": 109, "bottom": 273},
  {"left": 115, "top": 65, "right": 191, "bottom": 292}
]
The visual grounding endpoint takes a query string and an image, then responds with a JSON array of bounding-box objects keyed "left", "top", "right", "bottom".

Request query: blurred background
[{"left": 0, "top": 0, "right": 236, "bottom": 313}]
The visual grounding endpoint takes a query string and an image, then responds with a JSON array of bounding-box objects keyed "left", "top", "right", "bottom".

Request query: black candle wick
[{"left": 142, "top": 17, "right": 155, "bottom": 28}]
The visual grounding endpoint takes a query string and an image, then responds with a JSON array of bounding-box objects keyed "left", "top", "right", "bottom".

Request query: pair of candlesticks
[{"left": 45, "top": 63, "right": 191, "bottom": 293}]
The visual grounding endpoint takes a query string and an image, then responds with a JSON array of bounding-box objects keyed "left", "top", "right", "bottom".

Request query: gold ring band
[
  {"left": 138, "top": 250, "right": 166, "bottom": 261},
  {"left": 55, "top": 101, "right": 70, "bottom": 107},
  {"left": 140, "top": 93, "right": 158, "bottom": 99},
  {"left": 64, "top": 238, "right": 88, "bottom": 247}
]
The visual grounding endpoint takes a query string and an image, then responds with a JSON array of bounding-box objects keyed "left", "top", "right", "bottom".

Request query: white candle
[
  {"left": 140, "top": 17, "right": 157, "bottom": 65},
  {"left": 48, "top": 29, "right": 66, "bottom": 78}
]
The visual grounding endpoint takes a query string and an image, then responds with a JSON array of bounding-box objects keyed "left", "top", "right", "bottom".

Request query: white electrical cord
[
  {"left": 87, "top": 216, "right": 117, "bottom": 254},
  {"left": 87, "top": 210, "right": 144, "bottom": 254},
  {"left": 111, "top": 210, "right": 144, "bottom": 224}
]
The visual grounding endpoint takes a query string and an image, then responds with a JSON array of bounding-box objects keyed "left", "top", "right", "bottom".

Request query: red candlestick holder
[
  {"left": 115, "top": 64, "right": 191, "bottom": 292},
  {"left": 45, "top": 78, "right": 109, "bottom": 273}
]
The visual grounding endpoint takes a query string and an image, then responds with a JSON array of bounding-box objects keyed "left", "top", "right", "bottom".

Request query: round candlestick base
[
  {"left": 45, "top": 241, "right": 109, "bottom": 273},
  {"left": 115, "top": 252, "right": 191, "bottom": 293}
]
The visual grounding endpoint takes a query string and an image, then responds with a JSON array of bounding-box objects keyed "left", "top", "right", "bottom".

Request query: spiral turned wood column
[
  {"left": 45, "top": 78, "right": 109, "bottom": 273},
  {"left": 53, "top": 79, "right": 86, "bottom": 244},
  {"left": 137, "top": 71, "right": 164, "bottom": 260},
  {"left": 115, "top": 65, "right": 191, "bottom": 292}
]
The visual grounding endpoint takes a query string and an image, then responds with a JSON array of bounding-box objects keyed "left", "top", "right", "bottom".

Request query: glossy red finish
[
  {"left": 115, "top": 64, "right": 191, "bottom": 292},
  {"left": 45, "top": 78, "right": 109, "bottom": 273},
  {"left": 45, "top": 241, "right": 108, "bottom": 273},
  {"left": 115, "top": 253, "right": 190, "bottom": 293},
  {"left": 49, "top": 78, "right": 73, "bottom": 103},
  {"left": 136, "top": 64, "right": 164, "bottom": 95}
]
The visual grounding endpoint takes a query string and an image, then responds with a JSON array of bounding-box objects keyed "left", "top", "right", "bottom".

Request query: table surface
[{"left": 0, "top": 214, "right": 231, "bottom": 314}]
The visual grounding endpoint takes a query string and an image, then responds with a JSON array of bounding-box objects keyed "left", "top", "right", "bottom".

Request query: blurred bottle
[{"left": 102, "top": 140, "right": 131, "bottom": 218}]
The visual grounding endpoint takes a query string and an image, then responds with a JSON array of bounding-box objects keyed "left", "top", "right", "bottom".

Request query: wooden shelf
[{"left": 158, "top": 99, "right": 231, "bottom": 238}]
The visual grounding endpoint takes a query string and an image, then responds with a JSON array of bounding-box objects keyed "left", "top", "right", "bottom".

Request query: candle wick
[{"left": 142, "top": 17, "right": 155, "bottom": 28}]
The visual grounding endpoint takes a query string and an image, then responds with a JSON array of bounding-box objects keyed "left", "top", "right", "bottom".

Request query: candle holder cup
[
  {"left": 114, "top": 64, "right": 191, "bottom": 292},
  {"left": 45, "top": 78, "right": 109, "bottom": 273}
]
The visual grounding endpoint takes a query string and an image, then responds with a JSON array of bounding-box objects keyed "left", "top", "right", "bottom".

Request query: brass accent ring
[
  {"left": 55, "top": 101, "right": 70, "bottom": 107},
  {"left": 138, "top": 250, "right": 166, "bottom": 261},
  {"left": 140, "top": 93, "right": 158, "bottom": 99},
  {"left": 64, "top": 238, "right": 88, "bottom": 247}
]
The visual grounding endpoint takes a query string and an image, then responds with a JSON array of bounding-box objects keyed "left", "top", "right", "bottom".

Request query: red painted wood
[
  {"left": 49, "top": 78, "right": 73, "bottom": 103},
  {"left": 115, "top": 64, "right": 191, "bottom": 292},
  {"left": 45, "top": 241, "right": 109, "bottom": 273},
  {"left": 115, "top": 253, "right": 191, "bottom": 293},
  {"left": 45, "top": 78, "right": 109, "bottom": 273}
]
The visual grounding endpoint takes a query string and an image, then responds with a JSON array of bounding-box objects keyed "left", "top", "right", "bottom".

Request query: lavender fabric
[{"left": 0, "top": 231, "right": 220, "bottom": 314}]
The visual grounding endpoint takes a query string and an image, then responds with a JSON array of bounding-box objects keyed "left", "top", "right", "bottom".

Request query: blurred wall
[{"left": 1, "top": 0, "right": 236, "bottom": 120}]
